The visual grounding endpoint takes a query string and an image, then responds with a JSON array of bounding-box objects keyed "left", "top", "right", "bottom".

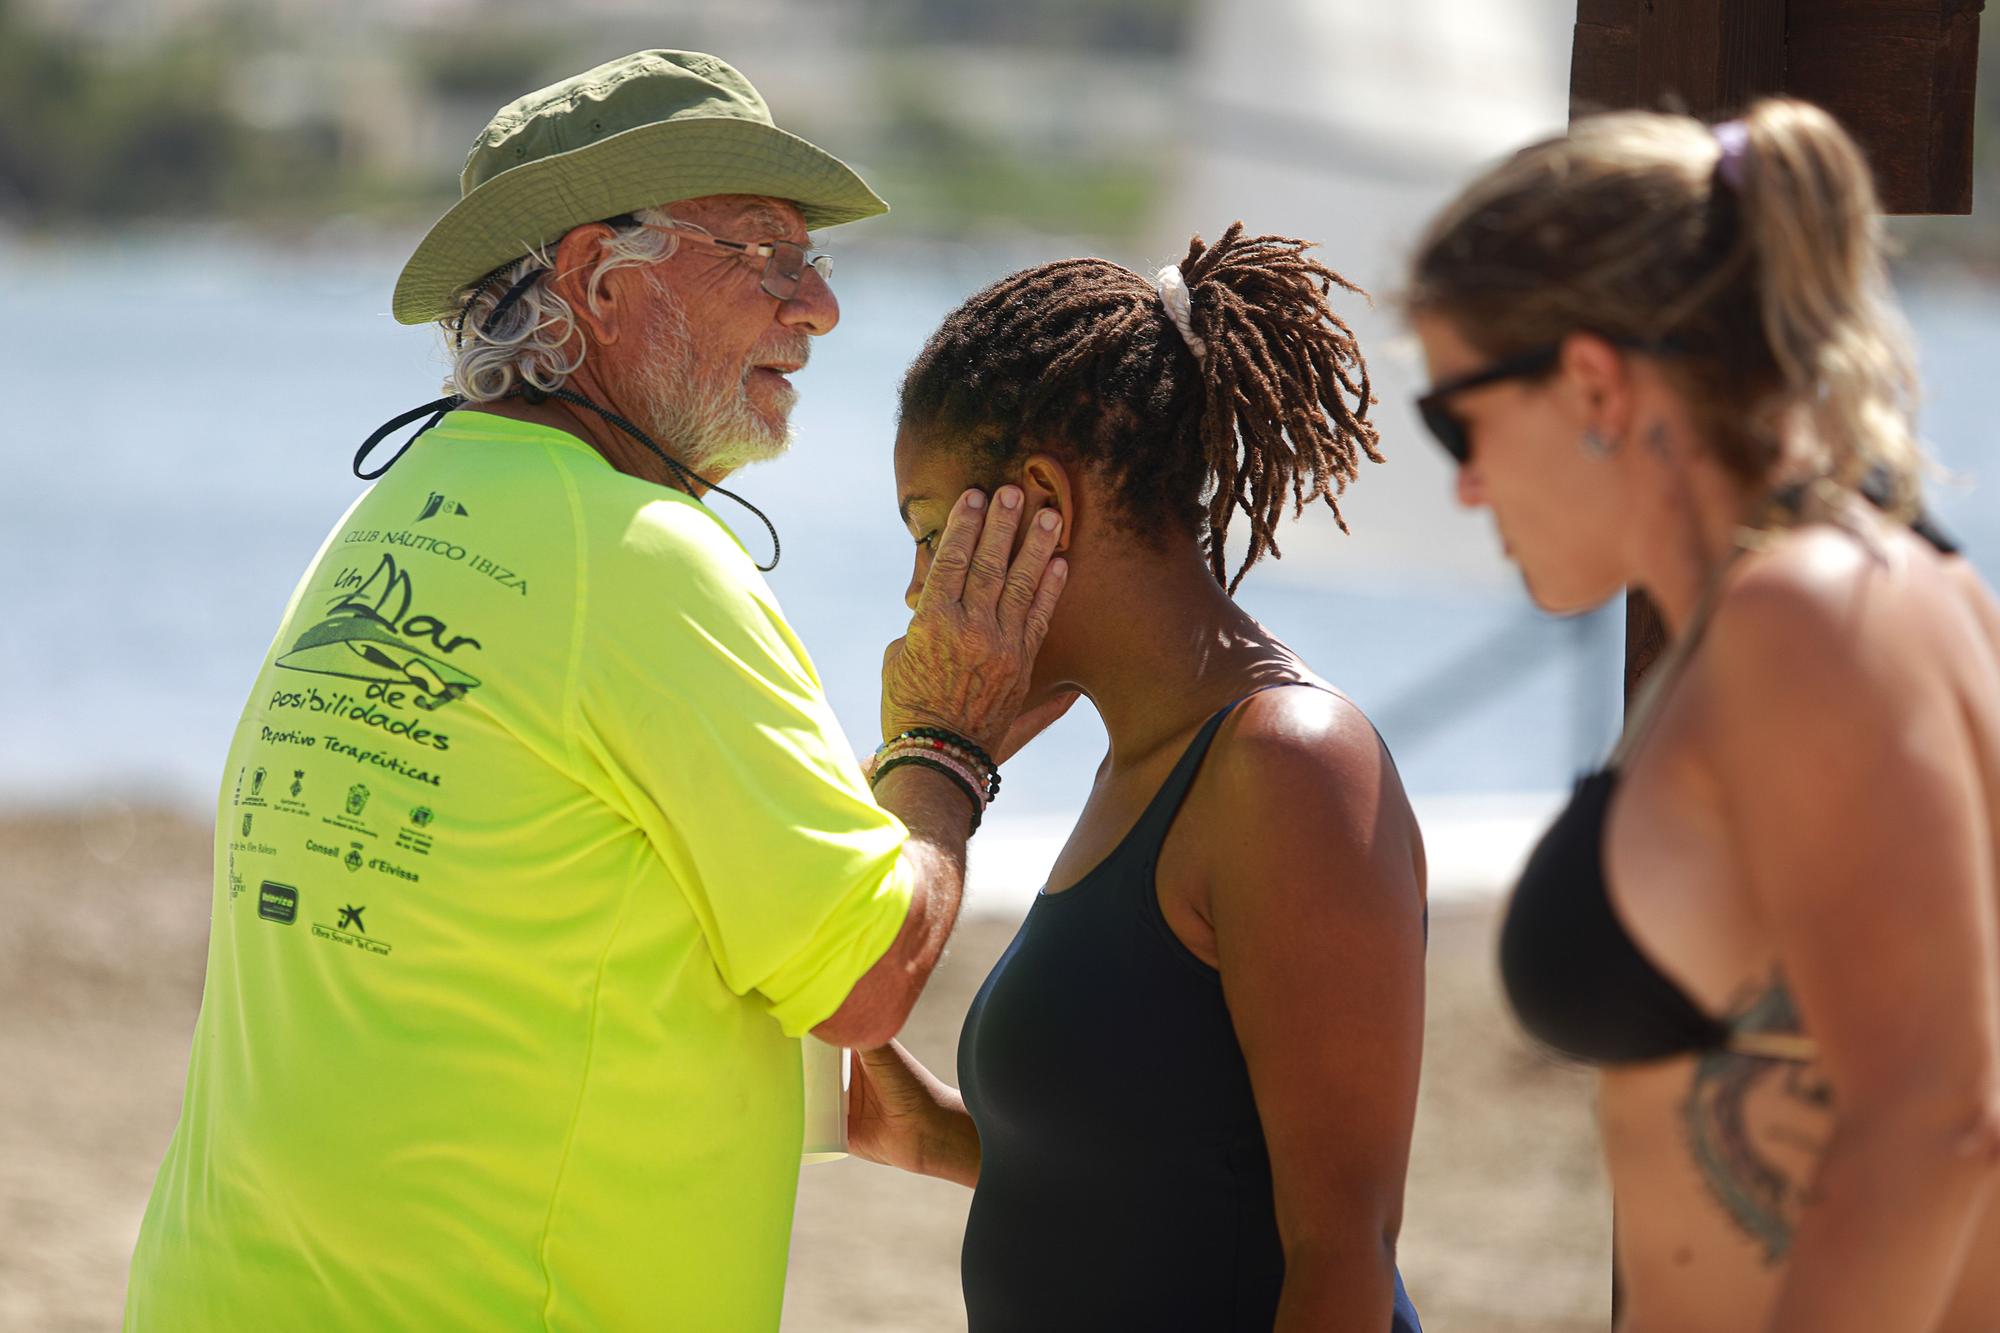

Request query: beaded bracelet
[
  {"left": 878, "top": 740, "right": 996, "bottom": 802},
  {"left": 916, "top": 748, "right": 987, "bottom": 808},
  {"left": 887, "top": 726, "right": 997, "bottom": 778},
  {"left": 871, "top": 753, "right": 985, "bottom": 834},
  {"left": 876, "top": 729, "right": 999, "bottom": 801},
  {"left": 875, "top": 741, "right": 989, "bottom": 809}
]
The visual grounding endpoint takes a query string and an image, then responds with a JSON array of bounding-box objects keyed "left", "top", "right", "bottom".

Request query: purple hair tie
[{"left": 1712, "top": 119, "right": 1750, "bottom": 191}]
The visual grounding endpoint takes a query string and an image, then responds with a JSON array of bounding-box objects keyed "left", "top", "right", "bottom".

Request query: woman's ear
[
  {"left": 550, "top": 223, "right": 623, "bottom": 348},
  {"left": 1558, "top": 330, "right": 1635, "bottom": 444},
  {"left": 1016, "top": 453, "right": 1075, "bottom": 557}
]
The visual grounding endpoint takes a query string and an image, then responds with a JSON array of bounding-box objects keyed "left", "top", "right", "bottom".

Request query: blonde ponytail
[
  {"left": 1409, "top": 97, "right": 1924, "bottom": 512},
  {"left": 1731, "top": 99, "right": 1921, "bottom": 510}
]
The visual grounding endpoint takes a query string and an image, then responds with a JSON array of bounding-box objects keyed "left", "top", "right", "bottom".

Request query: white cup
[{"left": 801, "top": 1038, "right": 849, "bottom": 1164}]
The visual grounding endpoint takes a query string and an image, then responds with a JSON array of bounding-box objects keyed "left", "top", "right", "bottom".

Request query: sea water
[{"left": 3, "top": 235, "right": 1993, "bottom": 909}]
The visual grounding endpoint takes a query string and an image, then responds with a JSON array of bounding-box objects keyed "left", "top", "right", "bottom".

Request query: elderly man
[{"left": 124, "top": 51, "right": 1065, "bottom": 1331}]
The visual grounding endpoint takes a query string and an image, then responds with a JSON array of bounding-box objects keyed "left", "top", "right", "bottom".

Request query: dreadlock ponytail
[
  {"left": 899, "top": 223, "right": 1381, "bottom": 594},
  {"left": 1173, "top": 224, "right": 1380, "bottom": 590}
]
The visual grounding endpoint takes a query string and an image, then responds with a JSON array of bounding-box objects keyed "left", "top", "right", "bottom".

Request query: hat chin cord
[
  {"left": 526, "top": 383, "right": 782, "bottom": 570},
  {"left": 351, "top": 382, "right": 783, "bottom": 572}
]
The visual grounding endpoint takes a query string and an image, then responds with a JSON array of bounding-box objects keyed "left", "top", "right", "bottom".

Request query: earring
[{"left": 1581, "top": 427, "right": 1614, "bottom": 458}]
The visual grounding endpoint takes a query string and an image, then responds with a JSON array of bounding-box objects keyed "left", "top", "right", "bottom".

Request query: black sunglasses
[
  {"left": 1413, "top": 345, "right": 1560, "bottom": 465},
  {"left": 1414, "top": 336, "right": 1685, "bottom": 465}
]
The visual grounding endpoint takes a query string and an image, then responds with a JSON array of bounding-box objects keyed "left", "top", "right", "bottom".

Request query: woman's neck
[
  {"left": 1044, "top": 545, "right": 1310, "bottom": 769},
  {"left": 1631, "top": 442, "right": 1767, "bottom": 634}
]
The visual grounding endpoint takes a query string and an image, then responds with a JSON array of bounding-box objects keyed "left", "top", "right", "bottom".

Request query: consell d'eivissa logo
[{"left": 270, "top": 554, "right": 484, "bottom": 751}]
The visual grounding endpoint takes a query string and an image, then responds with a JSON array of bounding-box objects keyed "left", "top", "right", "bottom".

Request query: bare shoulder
[
  {"left": 1708, "top": 524, "right": 1935, "bottom": 692},
  {"left": 1697, "top": 524, "right": 1971, "bottom": 774},
  {"left": 1206, "top": 685, "right": 1421, "bottom": 869},
  {"left": 1214, "top": 684, "right": 1393, "bottom": 792},
  {"left": 1176, "top": 684, "right": 1426, "bottom": 931},
  {"left": 1941, "top": 551, "right": 2000, "bottom": 637},
  {"left": 1725, "top": 523, "right": 1884, "bottom": 616}
]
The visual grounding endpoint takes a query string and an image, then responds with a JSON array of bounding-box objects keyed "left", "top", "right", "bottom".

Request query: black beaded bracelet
[
  {"left": 871, "top": 753, "right": 984, "bottom": 834},
  {"left": 877, "top": 729, "right": 1000, "bottom": 801},
  {"left": 890, "top": 726, "right": 997, "bottom": 778}
]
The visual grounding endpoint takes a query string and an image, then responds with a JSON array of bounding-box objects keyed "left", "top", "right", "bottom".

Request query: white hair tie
[{"left": 1155, "top": 264, "right": 1208, "bottom": 362}]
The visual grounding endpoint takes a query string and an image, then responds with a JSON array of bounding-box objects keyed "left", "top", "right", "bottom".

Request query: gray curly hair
[
  {"left": 437, "top": 205, "right": 797, "bottom": 472},
  {"left": 440, "top": 206, "right": 684, "bottom": 402}
]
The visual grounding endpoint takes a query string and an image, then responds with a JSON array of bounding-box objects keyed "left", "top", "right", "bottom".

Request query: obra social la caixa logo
[{"left": 273, "top": 553, "right": 483, "bottom": 712}]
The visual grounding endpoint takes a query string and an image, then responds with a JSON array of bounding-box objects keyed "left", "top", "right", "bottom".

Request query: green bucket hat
[{"left": 391, "top": 49, "right": 887, "bottom": 325}]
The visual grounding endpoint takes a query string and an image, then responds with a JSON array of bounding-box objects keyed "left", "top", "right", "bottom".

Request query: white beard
[{"left": 631, "top": 281, "right": 796, "bottom": 476}]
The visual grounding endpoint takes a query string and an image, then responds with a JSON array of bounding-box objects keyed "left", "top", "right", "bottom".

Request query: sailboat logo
[
  {"left": 275, "top": 554, "right": 482, "bottom": 709},
  {"left": 418, "top": 492, "right": 469, "bottom": 522}
]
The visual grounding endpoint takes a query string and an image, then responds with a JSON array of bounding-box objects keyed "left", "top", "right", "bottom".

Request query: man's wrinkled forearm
[
  {"left": 915, "top": 1084, "right": 981, "bottom": 1189},
  {"left": 812, "top": 764, "right": 972, "bottom": 1048}
]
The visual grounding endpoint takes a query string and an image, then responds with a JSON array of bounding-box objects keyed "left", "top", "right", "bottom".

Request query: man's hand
[
  {"left": 879, "top": 650, "right": 1074, "bottom": 768},
  {"left": 881, "top": 487, "right": 1066, "bottom": 755},
  {"left": 846, "top": 1043, "right": 939, "bottom": 1174},
  {"left": 823, "top": 486, "right": 1066, "bottom": 1051},
  {"left": 847, "top": 1041, "right": 979, "bottom": 1188}
]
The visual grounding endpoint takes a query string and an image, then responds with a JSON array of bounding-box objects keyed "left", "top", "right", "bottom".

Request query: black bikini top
[{"left": 1500, "top": 497, "right": 1958, "bottom": 1066}]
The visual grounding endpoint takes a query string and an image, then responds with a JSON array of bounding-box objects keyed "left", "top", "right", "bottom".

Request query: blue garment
[{"left": 958, "top": 687, "right": 1423, "bottom": 1332}]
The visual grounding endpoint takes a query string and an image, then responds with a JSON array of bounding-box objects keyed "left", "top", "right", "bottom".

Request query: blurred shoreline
[{"left": 7, "top": 0, "right": 1998, "bottom": 269}]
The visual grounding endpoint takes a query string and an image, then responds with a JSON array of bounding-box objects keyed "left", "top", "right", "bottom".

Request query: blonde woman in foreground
[{"left": 1407, "top": 98, "right": 2000, "bottom": 1332}]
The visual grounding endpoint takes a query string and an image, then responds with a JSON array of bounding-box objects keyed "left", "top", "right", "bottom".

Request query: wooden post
[
  {"left": 1574, "top": 0, "right": 1984, "bottom": 215},
  {"left": 1571, "top": 0, "right": 1984, "bottom": 698},
  {"left": 1567, "top": 0, "right": 1981, "bottom": 1313},
  {"left": 1573, "top": 0, "right": 1788, "bottom": 700},
  {"left": 1787, "top": 0, "right": 1986, "bottom": 216}
]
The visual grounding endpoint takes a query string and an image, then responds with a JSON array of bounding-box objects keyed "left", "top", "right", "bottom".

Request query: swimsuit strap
[
  {"left": 1609, "top": 536, "right": 1753, "bottom": 769},
  {"left": 1725, "top": 1031, "right": 1818, "bottom": 1062},
  {"left": 1120, "top": 680, "right": 1328, "bottom": 852}
]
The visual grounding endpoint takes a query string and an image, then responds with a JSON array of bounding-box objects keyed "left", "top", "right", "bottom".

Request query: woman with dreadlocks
[{"left": 847, "top": 225, "right": 1427, "bottom": 1333}]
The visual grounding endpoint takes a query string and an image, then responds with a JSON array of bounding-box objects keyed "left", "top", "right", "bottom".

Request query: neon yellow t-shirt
[{"left": 125, "top": 411, "right": 911, "bottom": 1331}]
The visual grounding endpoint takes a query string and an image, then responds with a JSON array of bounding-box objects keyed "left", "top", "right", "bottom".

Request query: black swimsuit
[
  {"left": 1501, "top": 768, "right": 1735, "bottom": 1063},
  {"left": 956, "top": 685, "right": 1423, "bottom": 1332},
  {"left": 1501, "top": 508, "right": 1959, "bottom": 1065}
]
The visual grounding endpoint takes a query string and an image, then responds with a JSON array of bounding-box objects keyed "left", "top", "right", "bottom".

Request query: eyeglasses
[
  {"left": 1414, "top": 335, "right": 1683, "bottom": 464},
  {"left": 1413, "top": 345, "right": 1560, "bottom": 465},
  {"left": 639, "top": 221, "right": 833, "bottom": 301}
]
